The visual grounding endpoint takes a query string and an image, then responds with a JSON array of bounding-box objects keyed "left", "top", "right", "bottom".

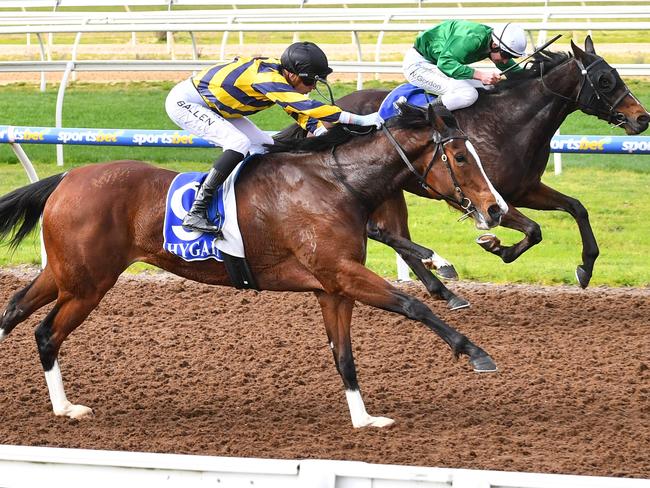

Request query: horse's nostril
[
  {"left": 637, "top": 114, "right": 650, "bottom": 126},
  {"left": 488, "top": 204, "right": 502, "bottom": 222}
]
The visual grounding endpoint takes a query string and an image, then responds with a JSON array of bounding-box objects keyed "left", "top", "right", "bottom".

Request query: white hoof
[
  {"left": 353, "top": 415, "right": 395, "bottom": 428},
  {"left": 55, "top": 402, "right": 94, "bottom": 420}
]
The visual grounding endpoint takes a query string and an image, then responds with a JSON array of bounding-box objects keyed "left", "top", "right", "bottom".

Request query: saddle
[
  {"left": 162, "top": 160, "right": 258, "bottom": 289},
  {"left": 378, "top": 83, "right": 438, "bottom": 121}
]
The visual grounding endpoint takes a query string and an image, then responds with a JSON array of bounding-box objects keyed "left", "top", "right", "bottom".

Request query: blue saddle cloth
[
  {"left": 378, "top": 83, "right": 438, "bottom": 121},
  {"left": 163, "top": 171, "right": 226, "bottom": 262},
  {"left": 163, "top": 157, "right": 251, "bottom": 261}
]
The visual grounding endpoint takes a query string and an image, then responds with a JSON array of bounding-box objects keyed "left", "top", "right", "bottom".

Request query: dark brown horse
[
  {"left": 277, "top": 38, "right": 649, "bottom": 298},
  {"left": 0, "top": 104, "right": 506, "bottom": 428}
]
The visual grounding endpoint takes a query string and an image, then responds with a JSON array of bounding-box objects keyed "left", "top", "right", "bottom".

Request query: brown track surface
[{"left": 0, "top": 267, "right": 648, "bottom": 478}]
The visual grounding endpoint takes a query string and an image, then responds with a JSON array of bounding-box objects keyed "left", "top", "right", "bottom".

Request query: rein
[
  {"left": 539, "top": 56, "right": 630, "bottom": 125},
  {"left": 380, "top": 124, "right": 476, "bottom": 220}
]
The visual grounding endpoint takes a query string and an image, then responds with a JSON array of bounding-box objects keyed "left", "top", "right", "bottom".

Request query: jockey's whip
[{"left": 500, "top": 34, "right": 562, "bottom": 76}]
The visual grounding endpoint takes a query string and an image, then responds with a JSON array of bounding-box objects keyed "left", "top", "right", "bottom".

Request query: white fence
[
  {"left": 2, "top": 11, "right": 649, "bottom": 60},
  {"left": 1, "top": 445, "right": 648, "bottom": 488}
]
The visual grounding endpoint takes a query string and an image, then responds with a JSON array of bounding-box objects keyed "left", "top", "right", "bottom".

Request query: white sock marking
[
  {"left": 45, "top": 360, "right": 70, "bottom": 414},
  {"left": 429, "top": 251, "right": 451, "bottom": 270},
  {"left": 345, "top": 390, "right": 395, "bottom": 428}
]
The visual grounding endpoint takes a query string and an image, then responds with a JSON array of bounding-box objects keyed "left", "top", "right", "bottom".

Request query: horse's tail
[{"left": 0, "top": 173, "right": 65, "bottom": 250}]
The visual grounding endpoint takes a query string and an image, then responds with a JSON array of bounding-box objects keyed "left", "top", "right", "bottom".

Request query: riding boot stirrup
[
  {"left": 182, "top": 168, "right": 224, "bottom": 236},
  {"left": 182, "top": 150, "right": 246, "bottom": 238}
]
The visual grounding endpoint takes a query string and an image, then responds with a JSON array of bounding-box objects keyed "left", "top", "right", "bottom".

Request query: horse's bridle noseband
[
  {"left": 381, "top": 123, "right": 476, "bottom": 219},
  {"left": 540, "top": 56, "right": 630, "bottom": 125}
]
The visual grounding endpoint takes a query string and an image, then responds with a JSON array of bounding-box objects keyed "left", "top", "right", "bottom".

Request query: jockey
[
  {"left": 166, "top": 41, "right": 384, "bottom": 237},
  {"left": 403, "top": 21, "right": 527, "bottom": 111}
]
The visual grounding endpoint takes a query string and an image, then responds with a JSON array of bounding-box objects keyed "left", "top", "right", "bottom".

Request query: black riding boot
[{"left": 182, "top": 149, "right": 245, "bottom": 237}]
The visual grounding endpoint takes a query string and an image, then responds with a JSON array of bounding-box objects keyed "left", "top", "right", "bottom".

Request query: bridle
[
  {"left": 380, "top": 113, "right": 477, "bottom": 221},
  {"left": 540, "top": 55, "right": 630, "bottom": 125}
]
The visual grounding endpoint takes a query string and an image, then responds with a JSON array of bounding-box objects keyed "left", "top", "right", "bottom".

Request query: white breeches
[
  {"left": 165, "top": 78, "right": 274, "bottom": 156},
  {"left": 402, "top": 47, "right": 485, "bottom": 111}
]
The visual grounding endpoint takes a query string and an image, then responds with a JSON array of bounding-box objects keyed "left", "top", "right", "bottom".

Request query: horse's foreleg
[
  {"left": 332, "top": 261, "right": 496, "bottom": 372},
  {"left": 1, "top": 267, "right": 58, "bottom": 342},
  {"left": 36, "top": 289, "right": 110, "bottom": 420},
  {"left": 516, "top": 183, "right": 598, "bottom": 288},
  {"left": 366, "top": 222, "right": 467, "bottom": 309},
  {"left": 315, "top": 292, "right": 394, "bottom": 428},
  {"left": 367, "top": 221, "right": 458, "bottom": 280},
  {"left": 398, "top": 254, "right": 469, "bottom": 310},
  {"left": 476, "top": 205, "right": 542, "bottom": 263}
]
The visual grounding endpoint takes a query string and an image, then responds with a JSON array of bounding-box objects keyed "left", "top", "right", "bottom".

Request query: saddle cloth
[
  {"left": 163, "top": 158, "right": 250, "bottom": 261},
  {"left": 378, "top": 83, "right": 438, "bottom": 121}
]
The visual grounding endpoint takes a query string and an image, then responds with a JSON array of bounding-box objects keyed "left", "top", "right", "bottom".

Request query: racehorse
[
  {"left": 277, "top": 37, "right": 649, "bottom": 298},
  {"left": 0, "top": 103, "right": 507, "bottom": 428}
]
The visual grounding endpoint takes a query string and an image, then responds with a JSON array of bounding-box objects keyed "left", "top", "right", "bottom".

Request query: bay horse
[
  {"left": 0, "top": 103, "right": 507, "bottom": 428},
  {"left": 277, "top": 37, "right": 649, "bottom": 299}
]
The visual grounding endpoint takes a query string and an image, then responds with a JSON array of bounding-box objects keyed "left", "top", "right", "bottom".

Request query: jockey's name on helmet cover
[{"left": 280, "top": 41, "right": 333, "bottom": 80}]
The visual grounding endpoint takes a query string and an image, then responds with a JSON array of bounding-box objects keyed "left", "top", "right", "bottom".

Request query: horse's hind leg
[
  {"left": 36, "top": 286, "right": 113, "bottom": 419},
  {"left": 315, "top": 292, "right": 394, "bottom": 428},
  {"left": 1, "top": 267, "right": 58, "bottom": 342}
]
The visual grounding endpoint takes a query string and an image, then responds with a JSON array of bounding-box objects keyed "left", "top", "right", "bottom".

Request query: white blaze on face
[
  {"left": 465, "top": 140, "right": 509, "bottom": 214},
  {"left": 0, "top": 329, "right": 6, "bottom": 343}
]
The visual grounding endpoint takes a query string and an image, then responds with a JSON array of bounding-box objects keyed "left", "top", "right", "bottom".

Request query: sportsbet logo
[
  {"left": 57, "top": 130, "right": 120, "bottom": 143},
  {"left": 550, "top": 136, "right": 610, "bottom": 152},
  {"left": 13, "top": 128, "right": 48, "bottom": 141},
  {"left": 621, "top": 140, "right": 650, "bottom": 153},
  {"left": 132, "top": 131, "right": 196, "bottom": 145}
]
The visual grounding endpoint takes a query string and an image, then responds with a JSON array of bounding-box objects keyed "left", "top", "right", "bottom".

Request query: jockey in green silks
[{"left": 403, "top": 20, "right": 528, "bottom": 111}]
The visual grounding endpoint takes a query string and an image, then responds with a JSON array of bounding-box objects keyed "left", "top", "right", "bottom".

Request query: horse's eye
[
  {"left": 597, "top": 71, "right": 616, "bottom": 93},
  {"left": 454, "top": 153, "right": 466, "bottom": 164}
]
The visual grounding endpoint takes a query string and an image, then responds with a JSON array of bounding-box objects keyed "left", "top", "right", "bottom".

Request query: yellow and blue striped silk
[{"left": 191, "top": 57, "right": 341, "bottom": 133}]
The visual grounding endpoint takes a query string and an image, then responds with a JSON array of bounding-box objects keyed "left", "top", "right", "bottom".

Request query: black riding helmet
[{"left": 280, "top": 41, "right": 333, "bottom": 85}]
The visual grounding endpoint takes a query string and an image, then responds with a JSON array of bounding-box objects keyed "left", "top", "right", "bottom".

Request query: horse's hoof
[
  {"left": 447, "top": 296, "right": 470, "bottom": 311},
  {"left": 56, "top": 404, "right": 94, "bottom": 420},
  {"left": 575, "top": 265, "right": 591, "bottom": 289},
  {"left": 437, "top": 264, "right": 459, "bottom": 280},
  {"left": 476, "top": 233, "right": 500, "bottom": 253},
  {"left": 354, "top": 415, "right": 395, "bottom": 428},
  {"left": 470, "top": 354, "right": 497, "bottom": 373}
]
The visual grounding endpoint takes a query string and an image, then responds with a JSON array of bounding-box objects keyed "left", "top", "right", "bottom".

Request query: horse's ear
[
  {"left": 571, "top": 39, "right": 586, "bottom": 60},
  {"left": 584, "top": 35, "right": 596, "bottom": 55},
  {"left": 427, "top": 103, "right": 435, "bottom": 122},
  {"left": 431, "top": 112, "right": 447, "bottom": 133}
]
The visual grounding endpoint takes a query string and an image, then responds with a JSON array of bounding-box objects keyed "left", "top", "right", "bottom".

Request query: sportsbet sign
[{"left": 1, "top": 126, "right": 649, "bottom": 154}]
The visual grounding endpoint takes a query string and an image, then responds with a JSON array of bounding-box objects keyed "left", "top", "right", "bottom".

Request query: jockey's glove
[{"left": 339, "top": 111, "right": 384, "bottom": 128}]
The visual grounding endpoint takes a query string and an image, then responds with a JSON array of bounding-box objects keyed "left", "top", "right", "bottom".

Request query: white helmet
[{"left": 491, "top": 23, "right": 527, "bottom": 57}]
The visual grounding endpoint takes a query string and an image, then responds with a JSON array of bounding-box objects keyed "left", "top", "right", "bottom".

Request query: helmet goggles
[{"left": 297, "top": 73, "right": 326, "bottom": 87}]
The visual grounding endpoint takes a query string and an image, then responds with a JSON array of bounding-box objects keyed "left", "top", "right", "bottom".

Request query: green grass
[{"left": 1, "top": 80, "right": 649, "bottom": 286}]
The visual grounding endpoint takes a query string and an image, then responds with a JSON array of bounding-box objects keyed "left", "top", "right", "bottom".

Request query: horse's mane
[
  {"left": 491, "top": 50, "right": 573, "bottom": 92},
  {"left": 266, "top": 103, "right": 453, "bottom": 154}
]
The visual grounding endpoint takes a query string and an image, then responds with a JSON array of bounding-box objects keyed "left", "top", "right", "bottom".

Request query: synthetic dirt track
[{"left": 0, "top": 267, "right": 648, "bottom": 478}]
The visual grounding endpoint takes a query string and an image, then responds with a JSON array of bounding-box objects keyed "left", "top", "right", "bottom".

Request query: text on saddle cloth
[{"left": 163, "top": 158, "right": 250, "bottom": 262}]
